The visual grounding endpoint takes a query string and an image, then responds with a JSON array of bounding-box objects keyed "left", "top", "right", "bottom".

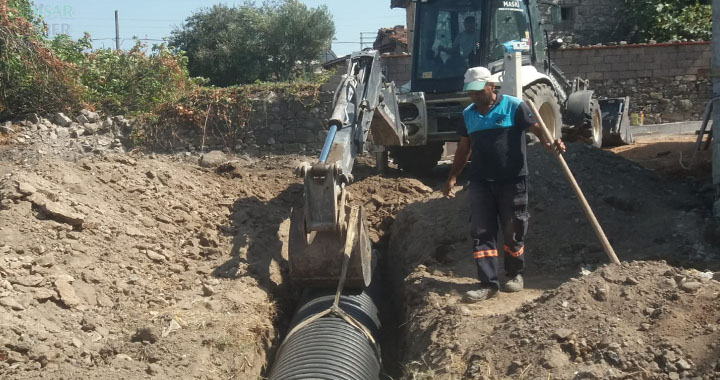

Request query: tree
[
  {"left": 621, "top": 0, "right": 711, "bottom": 42},
  {"left": 169, "top": 1, "right": 334, "bottom": 86},
  {"left": 264, "top": 0, "right": 334, "bottom": 81},
  {"left": 169, "top": 4, "right": 269, "bottom": 87}
]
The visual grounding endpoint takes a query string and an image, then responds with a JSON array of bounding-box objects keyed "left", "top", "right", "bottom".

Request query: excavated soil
[
  {"left": 0, "top": 119, "right": 433, "bottom": 379},
  {"left": 388, "top": 142, "right": 720, "bottom": 379},
  {"left": 1, "top": 117, "right": 719, "bottom": 380}
]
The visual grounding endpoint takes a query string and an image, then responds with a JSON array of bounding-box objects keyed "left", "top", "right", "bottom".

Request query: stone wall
[
  {"left": 153, "top": 89, "right": 337, "bottom": 156},
  {"left": 552, "top": 42, "right": 712, "bottom": 123},
  {"left": 539, "top": 0, "right": 624, "bottom": 45}
]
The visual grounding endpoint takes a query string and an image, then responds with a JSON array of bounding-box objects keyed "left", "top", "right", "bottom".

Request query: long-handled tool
[{"left": 527, "top": 102, "right": 621, "bottom": 265}]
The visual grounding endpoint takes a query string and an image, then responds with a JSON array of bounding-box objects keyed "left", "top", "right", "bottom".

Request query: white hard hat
[{"left": 463, "top": 66, "right": 492, "bottom": 91}]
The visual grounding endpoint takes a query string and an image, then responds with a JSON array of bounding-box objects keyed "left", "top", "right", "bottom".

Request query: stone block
[
  {"left": 302, "top": 119, "right": 322, "bottom": 130},
  {"left": 53, "top": 113, "right": 72, "bottom": 127},
  {"left": 586, "top": 72, "right": 603, "bottom": 80},
  {"left": 678, "top": 99, "right": 693, "bottom": 111},
  {"left": 288, "top": 101, "right": 304, "bottom": 115},
  {"left": 295, "top": 128, "right": 316, "bottom": 143},
  {"left": 588, "top": 56, "right": 605, "bottom": 65},
  {"left": 282, "top": 143, "right": 303, "bottom": 152},
  {"left": 602, "top": 55, "right": 620, "bottom": 64},
  {"left": 278, "top": 134, "right": 296, "bottom": 143}
]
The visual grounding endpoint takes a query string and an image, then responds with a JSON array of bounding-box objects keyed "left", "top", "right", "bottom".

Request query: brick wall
[
  {"left": 552, "top": 42, "right": 711, "bottom": 123},
  {"left": 381, "top": 54, "right": 412, "bottom": 86}
]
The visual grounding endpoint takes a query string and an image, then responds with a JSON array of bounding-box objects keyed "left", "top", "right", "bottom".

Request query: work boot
[
  {"left": 462, "top": 287, "right": 498, "bottom": 303},
  {"left": 504, "top": 274, "right": 524, "bottom": 293}
]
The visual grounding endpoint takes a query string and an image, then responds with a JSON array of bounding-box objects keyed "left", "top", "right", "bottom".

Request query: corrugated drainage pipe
[{"left": 268, "top": 284, "right": 382, "bottom": 380}]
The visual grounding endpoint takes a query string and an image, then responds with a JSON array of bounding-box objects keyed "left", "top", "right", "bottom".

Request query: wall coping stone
[{"left": 558, "top": 41, "right": 710, "bottom": 51}]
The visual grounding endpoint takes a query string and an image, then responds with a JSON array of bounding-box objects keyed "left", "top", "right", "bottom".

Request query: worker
[
  {"left": 442, "top": 67, "right": 566, "bottom": 303},
  {"left": 440, "top": 16, "right": 478, "bottom": 60}
]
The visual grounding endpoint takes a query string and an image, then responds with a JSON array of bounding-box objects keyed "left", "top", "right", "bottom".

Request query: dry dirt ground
[{"left": 1, "top": 118, "right": 719, "bottom": 380}]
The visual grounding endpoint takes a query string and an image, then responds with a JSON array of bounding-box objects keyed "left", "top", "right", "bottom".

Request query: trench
[
  {"left": 261, "top": 162, "right": 451, "bottom": 379},
  {"left": 262, "top": 249, "right": 408, "bottom": 380}
]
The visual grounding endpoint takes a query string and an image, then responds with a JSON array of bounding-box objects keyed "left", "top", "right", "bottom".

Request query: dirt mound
[
  {"left": 415, "top": 261, "right": 720, "bottom": 380},
  {"left": 465, "top": 261, "right": 719, "bottom": 380},
  {"left": 0, "top": 153, "right": 288, "bottom": 379},
  {"left": 388, "top": 143, "right": 719, "bottom": 379}
]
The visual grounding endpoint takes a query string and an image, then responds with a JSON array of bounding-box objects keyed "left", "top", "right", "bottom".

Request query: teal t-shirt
[{"left": 458, "top": 93, "right": 537, "bottom": 181}]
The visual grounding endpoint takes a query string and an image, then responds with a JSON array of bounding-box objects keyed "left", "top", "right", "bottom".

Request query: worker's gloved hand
[
  {"left": 543, "top": 138, "right": 566, "bottom": 154},
  {"left": 442, "top": 177, "right": 457, "bottom": 198}
]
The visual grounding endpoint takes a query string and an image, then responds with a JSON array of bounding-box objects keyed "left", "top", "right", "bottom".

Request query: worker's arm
[
  {"left": 442, "top": 136, "right": 471, "bottom": 198},
  {"left": 528, "top": 123, "right": 566, "bottom": 154}
]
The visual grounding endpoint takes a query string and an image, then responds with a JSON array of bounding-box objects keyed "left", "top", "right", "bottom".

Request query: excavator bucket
[
  {"left": 599, "top": 97, "right": 634, "bottom": 146},
  {"left": 288, "top": 205, "right": 374, "bottom": 289}
]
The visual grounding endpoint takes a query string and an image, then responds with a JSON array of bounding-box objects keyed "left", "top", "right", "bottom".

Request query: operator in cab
[
  {"left": 440, "top": 16, "right": 478, "bottom": 61},
  {"left": 442, "top": 67, "right": 566, "bottom": 303}
]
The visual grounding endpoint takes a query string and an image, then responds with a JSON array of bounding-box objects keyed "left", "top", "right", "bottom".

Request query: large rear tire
[
  {"left": 584, "top": 99, "right": 603, "bottom": 148},
  {"left": 523, "top": 83, "right": 562, "bottom": 140},
  {"left": 390, "top": 142, "right": 444, "bottom": 175}
]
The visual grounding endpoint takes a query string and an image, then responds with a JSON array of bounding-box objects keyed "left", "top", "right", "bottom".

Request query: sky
[{"left": 34, "top": 0, "right": 407, "bottom": 57}]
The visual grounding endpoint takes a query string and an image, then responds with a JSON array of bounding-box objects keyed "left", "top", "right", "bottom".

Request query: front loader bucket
[{"left": 599, "top": 97, "right": 634, "bottom": 146}]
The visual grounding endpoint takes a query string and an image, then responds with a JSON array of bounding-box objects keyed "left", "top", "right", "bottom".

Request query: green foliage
[
  {"left": 69, "top": 40, "right": 193, "bottom": 116},
  {"left": 265, "top": 0, "right": 335, "bottom": 81},
  {"left": 1, "top": 0, "right": 332, "bottom": 138},
  {"left": 169, "top": 4, "right": 269, "bottom": 87},
  {"left": 0, "top": 0, "right": 193, "bottom": 118},
  {"left": 169, "top": 0, "right": 334, "bottom": 86},
  {"left": 0, "top": 0, "right": 83, "bottom": 117},
  {"left": 622, "top": 0, "right": 711, "bottom": 42},
  {"left": 7, "top": 0, "right": 34, "bottom": 23}
]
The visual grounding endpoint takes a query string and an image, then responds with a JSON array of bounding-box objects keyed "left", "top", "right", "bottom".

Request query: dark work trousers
[{"left": 469, "top": 176, "right": 529, "bottom": 289}]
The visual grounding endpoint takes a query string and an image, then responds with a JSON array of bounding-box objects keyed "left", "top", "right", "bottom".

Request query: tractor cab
[{"left": 411, "top": 0, "right": 546, "bottom": 93}]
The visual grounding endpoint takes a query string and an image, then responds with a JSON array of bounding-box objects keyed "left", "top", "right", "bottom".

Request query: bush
[
  {"left": 0, "top": 0, "right": 83, "bottom": 117},
  {"left": 73, "top": 40, "right": 193, "bottom": 116},
  {"left": 169, "top": 0, "right": 334, "bottom": 86},
  {"left": 622, "top": 0, "right": 711, "bottom": 42}
]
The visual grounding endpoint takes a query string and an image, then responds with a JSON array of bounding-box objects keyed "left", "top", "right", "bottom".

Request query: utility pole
[
  {"left": 115, "top": 10, "right": 120, "bottom": 51},
  {"left": 713, "top": 0, "right": 720, "bottom": 216}
]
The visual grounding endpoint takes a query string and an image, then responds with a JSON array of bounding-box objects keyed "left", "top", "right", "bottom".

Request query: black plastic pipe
[{"left": 268, "top": 284, "right": 382, "bottom": 380}]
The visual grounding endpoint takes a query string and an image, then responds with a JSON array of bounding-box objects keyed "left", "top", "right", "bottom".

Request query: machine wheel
[
  {"left": 523, "top": 83, "right": 562, "bottom": 140},
  {"left": 581, "top": 99, "right": 603, "bottom": 148},
  {"left": 390, "top": 142, "right": 444, "bottom": 175}
]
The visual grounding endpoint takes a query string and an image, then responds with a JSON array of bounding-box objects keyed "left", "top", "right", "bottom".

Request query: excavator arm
[{"left": 289, "top": 50, "right": 406, "bottom": 289}]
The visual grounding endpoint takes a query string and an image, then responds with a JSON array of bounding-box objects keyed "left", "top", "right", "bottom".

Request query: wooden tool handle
[{"left": 527, "top": 102, "right": 621, "bottom": 265}]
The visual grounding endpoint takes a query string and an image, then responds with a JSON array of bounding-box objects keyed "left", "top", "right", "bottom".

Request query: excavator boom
[{"left": 289, "top": 50, "right": 406, "bottom": 288}]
